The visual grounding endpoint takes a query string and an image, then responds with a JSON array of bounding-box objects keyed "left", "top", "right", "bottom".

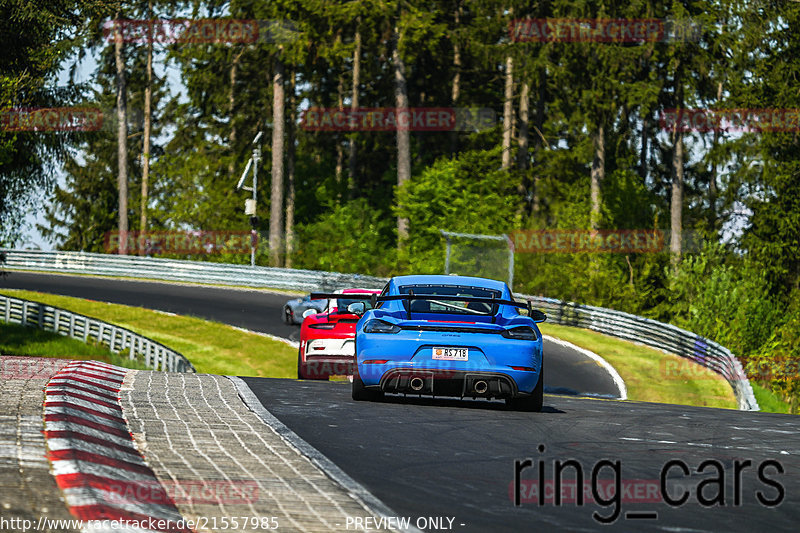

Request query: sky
[{"left": 19, "top": 41, "right": 184, "bottom": 251}]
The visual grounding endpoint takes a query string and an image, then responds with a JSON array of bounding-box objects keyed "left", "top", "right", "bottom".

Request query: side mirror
[
  {"left": 347, "top": 302, "right": 366, "bottom": 316},
  {"left": 302, "top": 309, "right": 317, "bottom": 319},
  {"left": 529, "top": 309, "right": 546, "bottom": 323}
]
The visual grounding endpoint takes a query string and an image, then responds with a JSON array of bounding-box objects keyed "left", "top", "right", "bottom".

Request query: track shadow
[
  {"left": 545, "top": 386, "right": 619, "bottom": 399},
  {"left": 373, "top": 393, "right": 565, "bottom": 413}
]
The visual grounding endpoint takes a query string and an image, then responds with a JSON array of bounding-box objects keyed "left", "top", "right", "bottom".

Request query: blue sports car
[{"left": 319, "top": 274, "right": 546, "bottom": 411}]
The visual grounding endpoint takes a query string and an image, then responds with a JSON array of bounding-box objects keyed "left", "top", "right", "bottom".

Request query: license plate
[{"left": 432, "top": 347, "right": 468, "bottom": 361}]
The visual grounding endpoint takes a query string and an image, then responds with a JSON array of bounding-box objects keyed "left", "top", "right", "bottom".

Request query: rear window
[
  {"left": 335, "top": 297, "right": 376, "bottom": 313},
  {"left": 398, "top": 284, "right": 501, "bottom": 315}
]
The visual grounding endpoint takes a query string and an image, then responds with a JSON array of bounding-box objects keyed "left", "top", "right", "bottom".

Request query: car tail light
[
  {"left": 501, "top": 326, "right": 537, "bottom": 340},
  {"left": 363, "top": 360, "right": 389, "bottom": 364},
  {"left": 363, "top": 319, "right": 401, "bottom": 334},
  {"left": 309, "top": 323, "right": 336, "bottom": 329},
  {"left": 510, "top": 366, "right": 536, "bottom": 372}
]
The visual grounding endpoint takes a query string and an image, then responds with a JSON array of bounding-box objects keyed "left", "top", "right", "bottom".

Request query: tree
[
  {"left": 393, "top": 20, "right": 411, "bottom": 243},
  {"left": 284, "top": 69, "right": 297, "bottom": 268},
  {"left": 113, "top": 10, "right": 129, "bottom": 254},
  {"left": 0, "top": 0, "right": 114, "bottom": 244},
  {"left": 139, "top": 0, "right": 154, "bottom": 253},
  {"left": 348, "top": 20, "right": 362, "bottom": 193},
  {"left": 269, "top": 53, "right": 285, "bottom": 266},
  {"left": 732, "top": 0, "right": 800, "bottom": 297}
]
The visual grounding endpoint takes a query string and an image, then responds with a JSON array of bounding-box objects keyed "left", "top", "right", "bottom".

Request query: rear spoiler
[{"left": 309, "top": 292, "right": 546, "bottom": 322}]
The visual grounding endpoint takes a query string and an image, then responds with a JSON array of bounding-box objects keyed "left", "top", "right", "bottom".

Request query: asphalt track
[
  {"left": 0, "top": 272, "right": 619, "bottom": 397},
  {"left": 244, "top": 377, "right": 800, "bottom": 532}
]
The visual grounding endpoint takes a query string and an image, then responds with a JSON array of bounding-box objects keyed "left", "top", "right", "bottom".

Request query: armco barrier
[
  {"left": 517, "top": 296, "right": 759, "bottom": 411},
  {"left": 0, "top": 249, "right": 387, "bottom": 292},
  {"left": 0, "top": 292, "right": 195, "bottom": 373},
  {"left": 0, "top": 249, "right": 756, "bottom": 409}
]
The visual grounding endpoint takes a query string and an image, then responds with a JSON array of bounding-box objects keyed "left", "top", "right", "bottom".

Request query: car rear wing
[{"left": 309, "top": 292, "right": 546, "bottom": 322}]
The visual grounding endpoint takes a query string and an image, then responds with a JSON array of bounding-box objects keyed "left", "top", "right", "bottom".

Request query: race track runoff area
[{"left": 1, "top": 355, "right": 799, "bottom": 532}]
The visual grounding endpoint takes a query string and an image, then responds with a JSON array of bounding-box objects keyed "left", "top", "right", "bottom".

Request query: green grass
[
  {"left": 0, "top": 321, "right": 150, "bottom": 370},
  {"left": 539, "top": 323, "right": 738, "bottom": 410},
  {"left": 750, "top": 382, "right": 792, "bottom": 414},
  {"left": 1, "top": 290, "right": 297, "bottom": 377}
]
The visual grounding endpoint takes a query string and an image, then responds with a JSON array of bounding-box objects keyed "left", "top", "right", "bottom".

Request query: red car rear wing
[{"left": 309, "top": 292, "right": 546, "bottom": 322}]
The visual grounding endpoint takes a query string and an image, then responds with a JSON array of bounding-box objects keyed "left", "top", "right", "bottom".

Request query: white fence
[
  {"left": 0, "top": 292, "right": 195, "bottom": 373},
  {"left": 522, "top": 296, "right": 758, "bottom": 411},
  {"left": 1, "top": 249, "right": 386, "bottom": 292}
]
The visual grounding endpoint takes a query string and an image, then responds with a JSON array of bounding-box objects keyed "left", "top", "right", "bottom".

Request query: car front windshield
[
  {"left": 335, "top": 297, "right": 376, "bottom": 313},
  {"left": 398, "top": 285, "right": 502, "bottom": 315}
]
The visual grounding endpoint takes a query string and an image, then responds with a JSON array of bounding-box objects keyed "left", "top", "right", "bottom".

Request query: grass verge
[
  {"left": 0, "top": 321, "right": 149, "bottom": 370},
  {"left": 750, "top": 383, "right": 792, "bottom": 414},
  {"left": 539, "top": 323, "right": 738, "bottom": 409},
  {"left": 1, "top": 290, "right": 296, "bottom": 377}
]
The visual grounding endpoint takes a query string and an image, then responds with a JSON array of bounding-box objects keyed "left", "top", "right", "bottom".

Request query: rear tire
[
  {"left": 352, "top": 374, "right": 383, "bottom": 401},
  {"left": 507, "top": 366, "right": 544, "bottom": 412},
  {"left": 297, "top": 349, "right": 305, "bottom": 379},
  {"left": 283, "top": 307, "right": 293, "bottom": 324},
  {"left": 297, "top": 349, "right": 329, "bottom": 380}
]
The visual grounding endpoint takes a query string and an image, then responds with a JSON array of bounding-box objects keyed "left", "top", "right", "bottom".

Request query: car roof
[{"left": 392, "top": 274, "right": 507, "bottom": 291}]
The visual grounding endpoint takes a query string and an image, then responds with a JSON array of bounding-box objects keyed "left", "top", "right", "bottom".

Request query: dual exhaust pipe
[{"left": 408, "top": 377, "right": 488, "bottom": 394}]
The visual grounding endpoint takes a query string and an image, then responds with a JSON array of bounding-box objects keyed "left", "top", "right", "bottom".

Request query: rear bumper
[
  {"left": 304, "top": 337, "right": 355, "bottom": 357},
  {"left": 299, "top": 356, "right": 355, "bottom": 378},
  {"left": 377, "top": 368, "right": 521, "bottom": 399},
  {"left": 355, "top": 330, "right": 542, "bottom": 395}
]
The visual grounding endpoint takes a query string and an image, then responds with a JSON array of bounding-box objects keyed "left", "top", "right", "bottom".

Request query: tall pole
[
  {"left": 250, "top": 141, "right": 261, "bottom": 267},
  {"left": 236, "top": 131, "right": 263, "bottom": 267}
]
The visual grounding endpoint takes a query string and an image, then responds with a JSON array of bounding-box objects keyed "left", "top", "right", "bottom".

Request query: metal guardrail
[
  {"left": 516, "top": 295, "right": 759, "bottom": 411},
  {"left": 0, "top": 292, "right": 195, "bottom": 373},
  {"left": 0, "top": 249, "right": 387, "bottom": 292},
  {"left": 0, "top": 249, "right": 757, "bottom": 409}
]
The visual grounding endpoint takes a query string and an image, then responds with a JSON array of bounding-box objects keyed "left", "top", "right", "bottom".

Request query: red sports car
[{"left": 297, "top": 288, "right": 382, "bottom": 380}]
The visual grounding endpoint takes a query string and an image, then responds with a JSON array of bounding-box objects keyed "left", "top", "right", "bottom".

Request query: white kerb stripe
[
  {"left": 46, "top": 438, "right": 145, "bottom": 465},
  {"left": 44, "top": 421, "right": 136, "bottom": 449},
  {"left": 50, "top": 460, "right": 158, "bottom": 482}
]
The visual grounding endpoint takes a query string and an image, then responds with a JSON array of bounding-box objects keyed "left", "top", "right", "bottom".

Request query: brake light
[
  {"left": 363, "top": 360, "right": 389, "bottom": 364},
  {"left": 363, "top": 319, "right": 401, "bottom": 334},
  {"left": 502, "top": 326, "right": 537, "bottom": 340},
  {"left": 510, "top": 366, "right": 536, "bottom": 372}
]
